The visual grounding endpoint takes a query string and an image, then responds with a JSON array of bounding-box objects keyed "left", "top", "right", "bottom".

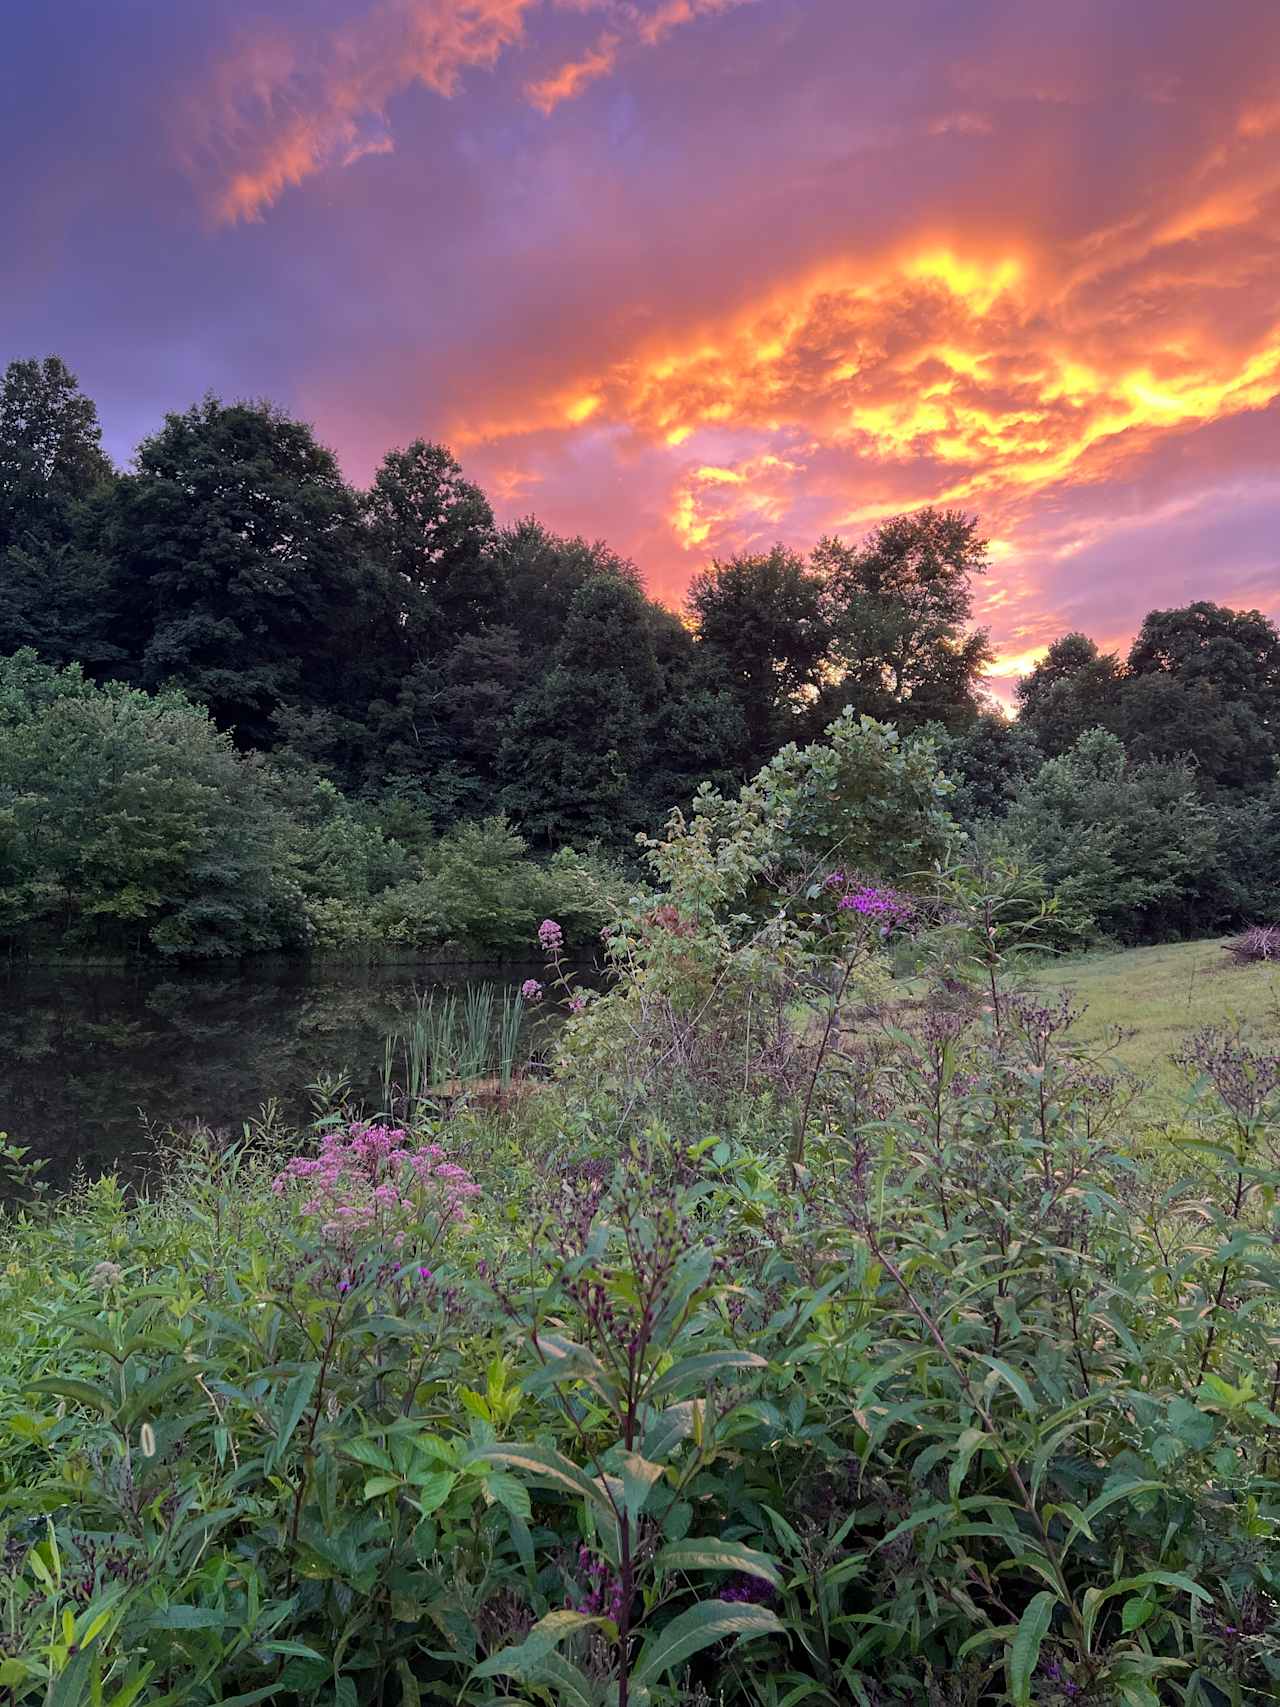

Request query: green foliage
[
  {"left": 5, "top": 350, "right": 1280, "bottom": 943},
  {"left": 1014, "top": 633, "right": 1124, "bottom": 758},
  {"left": 3, "top": 934, "right": 1280, "bottom": 1703},
  {"left": 0, "top": 656, "right": 617, "bottom": 960},
  {"left": 0, "top": 653, "right": 297, "bottom": 956},
  {"left": 814, "top": 506, "right": 993, "bottom": 731},
  {"left": 654, "top": 707, "right": 955, "bottom": 921},
  {"left": 370, "top": 816, "right": 619, "bottom": 953},
  {"left": 687, "top": 546, "right": 829, "bottom": 768},
  {"left": 111, "top": 397, "right": 373, "bottom": 749},
  {"left": 929, "top": 711, "right": 1044, "bottom": 822},
  {"left": 1004, "top": 728, "right": 1217, "bottom": 941},
  {"left": 362, "top": 439, "right": 498, "bottom": 644}
]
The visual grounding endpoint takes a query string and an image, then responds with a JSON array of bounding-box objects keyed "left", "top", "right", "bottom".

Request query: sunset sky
[{"left": 5, "top": 0, "right": 1279, "bottom": 691}]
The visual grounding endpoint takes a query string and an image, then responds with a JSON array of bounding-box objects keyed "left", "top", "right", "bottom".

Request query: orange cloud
[
  {"left": 457, "top": 90, "right": 1280, "bottom": 628},
  {"left": 187, "top": 0, "right": 758, "bottom": 218},
  {"left": 189, "top": 0, "right": 535, "bottom": 223},
  {"left": 527, "top": 32, "right": 620, "bottom": 112}
]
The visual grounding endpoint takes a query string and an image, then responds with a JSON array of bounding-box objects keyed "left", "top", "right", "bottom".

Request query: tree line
[{"left": 1, "top": 352, "right": 1278, "bottom": 954}]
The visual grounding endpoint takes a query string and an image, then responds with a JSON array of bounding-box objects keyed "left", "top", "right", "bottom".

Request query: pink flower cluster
[
  {"left": 270, "top": 1121, "right": 480, "bottom": 1238},
  {"left": 537, "top": 918, "right": 564, "bottom": 953},
  {"left": 520, "top": 978, "right": 544, "bottom": 1002}
]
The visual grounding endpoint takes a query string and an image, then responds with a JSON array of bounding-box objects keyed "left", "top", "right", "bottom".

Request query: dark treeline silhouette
[{"left": 2, "top": 353, "right": 1278, "bottom": 953}]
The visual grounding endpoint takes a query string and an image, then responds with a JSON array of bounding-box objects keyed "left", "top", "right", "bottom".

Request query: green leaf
[
  {"left": 485, "top": 1471, "right": 532, "bottom": 1520},
  {"left": 641, "top": 1402, "right": 697, "bottom": 1461},
  {"left": 633, "top": 1600, "right": 782, "bottom": 1686},
  {"left": 1008, "top": 1591, "right": 1058, "bottom": 1704},
  {"left": 1167, "top": 1398, "right": 1215, "bottom": 1450},
  {"left": 524, "top": 1650, "right": 598, "bottom": 1707},
  {"left": 341, "top": 1439, "right": 395, "bottom": 1473},
  {"left": 948, "top": 1427, "right": 992, "bottom": 1501},
  {"left": 407, "top": 1470, "right": 455, "bottom": 1515},
  {"left": 473, "top": 1610, "right": 607, "bottom": 1680},
  {"left": 471, "top": 1444, "right": 613, "bottom": 1516},
  {"left": 1121, "top": 1598, "right": 1157, "bottom": 1632},
  {"left": 616, "top": 1452, "right": 665, "bottom": 1522},
  {"left": 266, "top": 1364, "right": 319, "bottom": 1473},
  {"left": 649, "top": 1350, "right": 767, "bottom": 1402},
  {"left": 1061, "top": 1479, "right": 1165, "bottom": 1556},
  {"left": 49, "top": 1650, "right": 95, "bottom": 1707},
  {"left": 362, "top": 1476, "right": 401, "bottom": 1499},
  {"left": 395, "top": 1660, "right": 421, "bottom": 1707},
  {"left": 142, "top": 1605, "right": 228, "bottom": 1630},
  {"left": 975, "top": 1355, "right": 1038, "bottom": 1416},
  {"left": 655, "top": 1538, "right": 781, "bottom": 1588},
  {"left": 25, "top": 1378, "right": 114, "bottom": 1417},
  {"left": 526, "top": 1333, "right": 619, "bottom": 1404}
]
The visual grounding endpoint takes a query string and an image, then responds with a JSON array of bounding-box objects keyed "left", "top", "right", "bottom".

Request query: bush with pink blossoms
[{"left": 270, "top": 1119, "right": 480, "bottom": 1240}]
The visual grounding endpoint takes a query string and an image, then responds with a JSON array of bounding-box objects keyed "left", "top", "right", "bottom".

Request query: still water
[{"left": 0, "top": 960, "right": 548, "bottom": 1184}]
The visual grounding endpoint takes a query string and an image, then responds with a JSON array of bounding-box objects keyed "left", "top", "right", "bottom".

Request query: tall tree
[
  {"left": 500, "top": 574, "right": 664, "bottom": 846},
  {"left": 495, "top": 519, "right": 640, "bottom": 651},
  {"left": 1014, "top": 632, "right": 1124, "bottom": 756},
  {"left": 363, "top": 440, "right": 498, "bottom": 650},
  {"left": 928, "top": 710, "right": 1043, "bottom": 823},
  {"left": 0, "top": 356, "right": 113, "bottom": 542},
  {"left": 112, "top": 398, "right": 378, "bottom": 748},
  {"left": 0, "top": 356, "right": 121, "bottom": 666},
  {"left": 687, "top": 546, "right": 829, "bottom": 770},
  {"left": 1120, "top": 602, "right": 1280, "bottom": 789},
  {"left": 814, "top": 507, "right": 991, "bottom": 731}
]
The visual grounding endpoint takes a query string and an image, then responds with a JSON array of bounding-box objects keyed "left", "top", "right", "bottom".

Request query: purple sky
[{"left": 5, "top": 0, "right": 1279, "bottom": 691}]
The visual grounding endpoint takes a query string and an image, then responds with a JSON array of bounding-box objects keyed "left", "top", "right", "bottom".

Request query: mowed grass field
[{"left": 1029, "top": 937, "right": 1280, "bottom": 1105}]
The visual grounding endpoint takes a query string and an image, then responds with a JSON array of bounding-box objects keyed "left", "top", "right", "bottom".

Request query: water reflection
[{"left": 0, "top": 961, "right": 548, "bottom": 1182}]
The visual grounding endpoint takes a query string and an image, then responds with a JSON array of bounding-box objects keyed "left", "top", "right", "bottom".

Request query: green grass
[{"left": 1029, "top": 937, "right": 1280, "bottom": 1105}]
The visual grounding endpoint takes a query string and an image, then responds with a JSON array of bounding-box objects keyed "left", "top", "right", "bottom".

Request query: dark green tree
[
  {"left": 687, "top": 546, "right": 829, "bottom": 769},
  {"left": 928, "top": 710, "right": 1043, "bottom": 822},
  {"left": 0, "top": 356, "right": 113, "bottom": 542},
  {"left": 499, "top": 575, "right": 664, "bottom": 846},
  {"left": 813, "top": 507, "right": 991, "bottom": 731},
  {"left": 0, "top": 356, "right": 121, "bottom": 666},
  {"left": 112, "top": 398, "right": 377, "bottom": 748},
  {"left": 1014, "top": 632, "right": 1124, "bottom": 756},
  {"left": 363, "top": 440, "right": 499, "bottom": 650},
  {"left": 1120, "top": 601, "right": 1280, "bottom": 789},
  {"left": 495, "top": 519, "right": 640, "bottom": 651}
]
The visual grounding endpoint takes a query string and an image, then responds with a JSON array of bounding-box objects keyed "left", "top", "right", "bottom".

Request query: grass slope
[{"left": 1031, "top": 937, "right": 1280, "bottom": 1103}]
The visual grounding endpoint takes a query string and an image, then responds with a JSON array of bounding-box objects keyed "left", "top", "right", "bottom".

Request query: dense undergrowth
[{"left": 2, "top": 722, "right": 1279, "bottom": 1706}]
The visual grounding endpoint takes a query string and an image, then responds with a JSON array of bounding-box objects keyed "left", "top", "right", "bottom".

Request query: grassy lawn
[{"left": 1029, "top": 937, "right": 1280, "bottom": 1104}]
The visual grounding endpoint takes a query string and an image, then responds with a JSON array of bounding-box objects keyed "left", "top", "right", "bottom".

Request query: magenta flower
[
  {"left": 537, "top": 918, "right": 564, "bottom": 953},
  {"left": 835, "top": 882, "right": 913, "bottom": 925},
  {"left": 520, "top": 978, "right": 544, "bottom": 1002}
]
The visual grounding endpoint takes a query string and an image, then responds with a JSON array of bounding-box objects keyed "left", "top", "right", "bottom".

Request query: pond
[{"left": 0, "top": 960, "right": 561, "bottom": 1184}]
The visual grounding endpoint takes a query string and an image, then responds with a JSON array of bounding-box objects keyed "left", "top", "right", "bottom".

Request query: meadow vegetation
[{"left": 2, "top": 718, "right": 1279, "bottom": 1707}]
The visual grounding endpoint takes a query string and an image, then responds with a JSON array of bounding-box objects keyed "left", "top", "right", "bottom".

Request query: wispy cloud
[{"left": 186, "top": 0, "right": 758, "bottom": 220}]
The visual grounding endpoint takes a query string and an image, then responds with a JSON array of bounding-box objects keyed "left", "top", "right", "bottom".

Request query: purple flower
[
  {"left": 520, "top": 979, "right": 544, "bottom": 1002},
  {"left": 836, "top": 882, "right": 913, "bottom": 925},
  {"left": 418, "top": 1266, "right": 434, "bottom": 1282},
  {"left": 719, "top": 1572, "right": 777, "bottom": 1605},
  {"left": 538, "top": 919, "right": 564, "bottom": 953}
]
